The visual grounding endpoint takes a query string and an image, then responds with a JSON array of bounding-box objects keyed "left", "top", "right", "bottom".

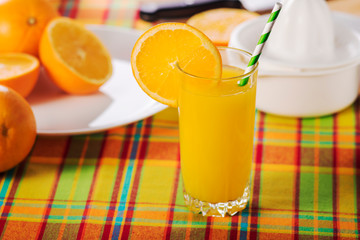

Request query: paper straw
[{"left": 238, "top": 2, "right": 283, "bottom": 86}]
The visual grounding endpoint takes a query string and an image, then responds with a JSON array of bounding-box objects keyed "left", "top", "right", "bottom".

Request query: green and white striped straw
[{"left": 238, "top": 2, "right": 283, "bottom": 86}]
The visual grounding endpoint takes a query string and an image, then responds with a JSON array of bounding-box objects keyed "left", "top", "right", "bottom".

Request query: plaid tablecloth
[{"left": 1, "top": 0, "right": 360, "bottom": 239}]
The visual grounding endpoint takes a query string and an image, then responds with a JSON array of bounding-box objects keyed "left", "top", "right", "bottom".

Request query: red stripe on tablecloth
[
  {"left": 57, "top": 0, "right": 67, "bottom": 15},
  {"left": 36, "top": 137, "right": 71, "bottom": 239},
  {"left": 76, "top": 134, "right": 109, "bottom": 240},
  {"left": 356, "top": 102, "right": 360, "bottom": 239},
  {"left": 101, "top": 124, "right": 135, "bottom": 240},
  {"left": 229, "top": 214, "right": 239, "bottom": 238},
  {"left": 164, "top": 148, "right": 181, "bottom": 239},
  {"left": 204, "top": 217, "right": 212, "bottom": 238},
  {"left": 293, "top": 119, "right": 301, "bottom": 240},
  {"left": 101, "top": 0, "right": 113, "bottom": 24},
  {"left": 68, "top": 0, "right": 80, "bottom": 18},
  {"left": 132, "top": 8, "right": 140, "bottom": 29},
  {"left": 0, "top": 160, "right": 28, "bottom": 235},
  {"left": 332, "top": 114, "right": 339, "bottom": 239},
  {"left": 121, "top": 118, "right": 152, "bottom": 239},
  {"left": 249, "top": 112, "right": 265, "bottom": 239}
]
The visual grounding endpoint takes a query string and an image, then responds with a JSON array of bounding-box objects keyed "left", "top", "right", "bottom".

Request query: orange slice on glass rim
[{"left": 131, "top": 22, "right": 222, "bottom": 108}]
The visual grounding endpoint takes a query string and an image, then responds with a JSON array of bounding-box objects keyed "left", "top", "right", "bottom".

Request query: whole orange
[
  {"left": 0, "top": 85, "right": 37, "bottom": 172},
  {"left": 0, "top": 0, "right": 59, "bottom": 56}
]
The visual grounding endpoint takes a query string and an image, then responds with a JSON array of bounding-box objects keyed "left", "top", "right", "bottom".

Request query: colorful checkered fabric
[{"left": 0, "top": 0, "right": 359, "bottom": 239}]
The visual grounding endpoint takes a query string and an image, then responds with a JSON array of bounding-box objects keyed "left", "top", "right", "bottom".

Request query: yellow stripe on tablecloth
[
  {"left": 91, "top": 159, "right": 119, "bottom": 202},
  {"left": 153, "top": 108, "right": 178, "bottom": 122},
  {"left": 56, "top": 136, "right": 89, "bottom": 239},
  {"left": 136, "top": 162, "right": 177, "bottom": 204},
  {"left": 259, "top": 166, "right": 295, "bottom": 211},
  {"left": 261, "top": 164, "right": 356, "bottom": 175},
  {"left": 338, "top": 174, "right": 356, "bottom": 214},
  {"left": 337, "top": 105, "right": 356, "bottom": 149},
  {"left": 15, "top": 164, "right": 59, "bottom": 199},
  {"left": 337, "top": 105, "right": 355, "bottom": 128},
  {"left": 142, "top": 160, "right": 178, "bottom": 168},
  {"left": 313, "top": 117, "right": 320, "bottom": 234}
]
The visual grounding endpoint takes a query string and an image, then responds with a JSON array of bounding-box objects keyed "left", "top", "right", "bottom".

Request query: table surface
[{"left": 1, "top": 0, "right": 360, "bottom": 239}]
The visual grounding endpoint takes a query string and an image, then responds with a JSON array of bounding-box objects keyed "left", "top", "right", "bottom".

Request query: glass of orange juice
[{"left": 177, "top": 47, "right": 258, "bottom": 217}]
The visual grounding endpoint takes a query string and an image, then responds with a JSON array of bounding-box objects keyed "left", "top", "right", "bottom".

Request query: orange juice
[{"left": 179, "top": 64, "right": 257, "bottom": 204}]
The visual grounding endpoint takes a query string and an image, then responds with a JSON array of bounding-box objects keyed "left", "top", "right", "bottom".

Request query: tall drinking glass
[{"left": 177, "top": 47, "right": 258, "bottom": 217}]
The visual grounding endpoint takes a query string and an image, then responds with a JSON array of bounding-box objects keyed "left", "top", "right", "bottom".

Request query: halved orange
[
  {"left": 187, "top": 8, "right": 259, "bottom": 46},
  {"left": 131, "top": 23, "right": 222, "bottom": 108},
  {"left": 0, "top": 53, "right": 40, "bottom": 98},
  {"left": 39, "top": 17, "right": 112, "bottom": 94}
]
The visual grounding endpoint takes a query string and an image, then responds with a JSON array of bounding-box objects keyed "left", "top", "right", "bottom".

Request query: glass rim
[{"left": 175, "top": 46, "right": 259, "bottom": 82}]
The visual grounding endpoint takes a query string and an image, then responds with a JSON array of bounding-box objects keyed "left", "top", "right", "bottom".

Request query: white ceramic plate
[{"left": 28, "top": 25, "right": 167, "bottom": 136}]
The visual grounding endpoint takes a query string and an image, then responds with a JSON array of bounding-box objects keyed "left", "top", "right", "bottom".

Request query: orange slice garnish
[{"left": 131, "top": 22, "right": 222, "bottom": 107}]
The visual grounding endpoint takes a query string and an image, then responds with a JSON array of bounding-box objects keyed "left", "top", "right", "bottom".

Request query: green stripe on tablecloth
[
  {"left": 299, "top": 172, "right": 314, "bottom": 211},
  {"left": 318, "top": 173, "right": 333, "bottom": 213}
]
